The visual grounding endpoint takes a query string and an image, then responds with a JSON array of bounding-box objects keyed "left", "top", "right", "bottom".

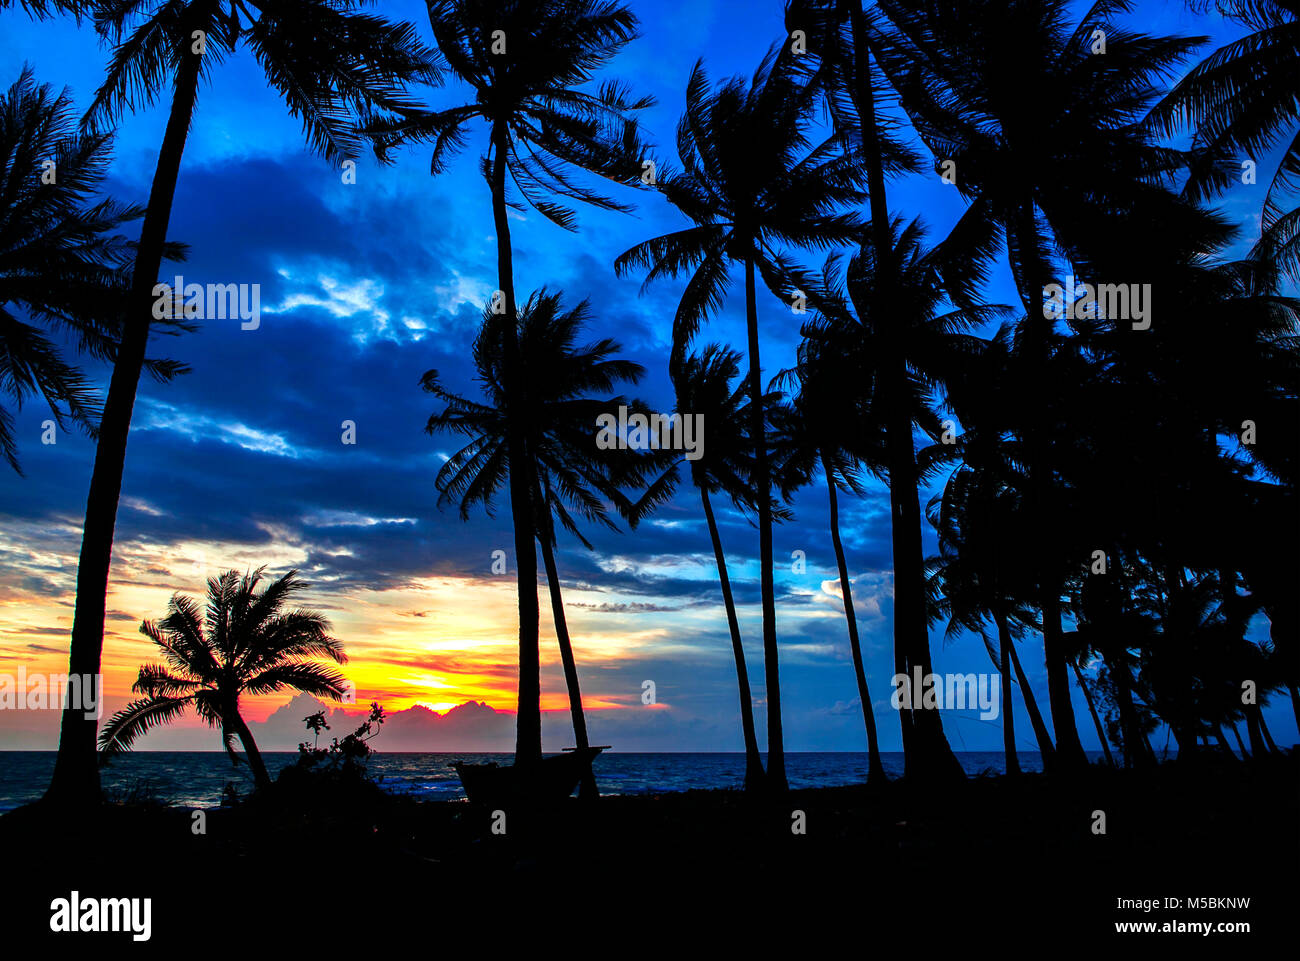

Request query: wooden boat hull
[{"left": 453, "top": 748, "right": 604, "bottom": 805}]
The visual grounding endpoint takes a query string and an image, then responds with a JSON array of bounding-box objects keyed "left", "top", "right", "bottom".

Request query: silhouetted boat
[{"left": 453, "top": 747, "right": 607, "bottom": 805}]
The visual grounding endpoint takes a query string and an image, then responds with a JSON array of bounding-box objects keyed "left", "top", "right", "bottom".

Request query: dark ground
[{"left": 2, "top": 754, "right": 1295, "bottom": 950}]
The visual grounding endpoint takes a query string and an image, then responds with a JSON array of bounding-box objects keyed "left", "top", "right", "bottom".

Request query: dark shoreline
[{"left": 2, "top": 754, "right": 1295, "bottom": 947}]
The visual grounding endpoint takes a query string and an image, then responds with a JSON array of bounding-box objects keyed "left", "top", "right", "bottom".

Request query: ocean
[{"left": 0, "top": 750, "right": 1098, "bottom": 811}]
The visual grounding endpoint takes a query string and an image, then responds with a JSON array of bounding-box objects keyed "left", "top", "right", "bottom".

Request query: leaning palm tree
[
  {"left": 372, "top": 0, "right": 653, "bottom": 769},
  {"left": 775, "top": 341, "right": 888, "bottom": 785},
  {"left": 423, "top": 289, "right": 648, "bottom": 794},
  {"left": 98, "top": 569, "right": 349, "bottom": 791},
  {"left": 625, "top": 345, "right": 779, "bottom": 791},
  {"left": 0, "top": 65, "right": 185, "bottom": 474},
  {"left": 46, "top": 0, "right": 439, "bottom": 805},
  {"left": 617, "top": 50, "right": 865, "bottom": 790}
]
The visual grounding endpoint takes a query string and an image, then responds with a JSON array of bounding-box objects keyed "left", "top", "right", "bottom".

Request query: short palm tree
[
  {"left": 0, "top": 65, "right": 184, "bottom": 473},
  {"left": 617, "top": 50, "right": 865, "bottom": 790},
  {"left": 47, "top": 0, "right": 439, "bottom": 805},
  {"left": 423, "top": 289, "right": 647, "bottom": 788},
  {"left": 98, "top": 569, "right": 349, "bottom": 791},
  {"left": 374, "top": 0, "right": 653, "bottom": 769}
]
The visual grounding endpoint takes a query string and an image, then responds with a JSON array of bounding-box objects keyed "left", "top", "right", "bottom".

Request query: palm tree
[
  {"left": 929, "top": 462, "right": 1029, "bottom": 777},
  {"left": 46, "top": 0, "right": 439, "bottom": 806},
  {"left": 373, "top": 0, "right": 652, "bottom": 769},
  {"left": 617, "top": 51, "right": 865, "bottom": 790},
  {"left": 869, "top": 0, "right": 1204, "bottom": 771},
  {"left": 623, "top": 345, "right": 776, "bottom": 790},
  {"left": 0, "top": 0, "right": 89, "bottom": 16},
  {"left": 97, "top": 568, "right": 349, "bottom": 791},
  {"left": 1, "top": 65, "right": 187, "bottom": 474},
  {"left": 930, "top": 324, "right": 1060, "bottom": 771},
  {"left": 1151, "top": 0, "right": 1300, "bottom": 278},
  {"left": 423, "top": 289, "right": 647, "bottom": 792},
  {"left": 776, "top": 340, "right": 888, "bottom": 784},
  {"left": 798, "top": 218, "right": 1003, "bottom": 782}
]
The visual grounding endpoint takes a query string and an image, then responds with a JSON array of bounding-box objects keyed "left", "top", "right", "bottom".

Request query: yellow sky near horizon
[{"left": 0, "top": 521, "right": 629, "bottom": 725}]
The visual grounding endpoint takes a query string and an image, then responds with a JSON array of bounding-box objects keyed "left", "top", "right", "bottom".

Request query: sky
[{"left": 0, "top": 0, "right": 1295, "bottom": 756}]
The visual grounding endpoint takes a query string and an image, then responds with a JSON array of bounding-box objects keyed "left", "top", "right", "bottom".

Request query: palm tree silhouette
[
  {"left": 798, "top": 218, "right": 1004, "bottom": 781},
  {"left": 617, "top": 50, "right": 865, "bottom": 790},
  {"left": 0, "top": 0, "right": 88, "bottom": 16},
  {"left": 1151, "top": 0, "right": 1299, "bottom": 277},
  {"left": 625, "top": 345, "right": 778, "bottom": 790},
  {"left": 423, "top": 289, "right": 646, "bottom": 792},
  {"left": 47, "top": 0, "right": 439, "bottom": 806},
  {"left": 776, "top": 340, "right": 888, "bottom": 784},
  {"left": 869, "top": 0, "right": 1204, "bottom": 771},
  {"left": 0, "top": 65, "right": 186, "bottom": 474},
  {"left": 932, "top": 325, "right": 1061, "bottom": 770},
  {"left": 98, "top": 568, "right": 349, "bottom": 791},
  {"left": 376, "top": 0, "right": 652, "bottom": 769}
]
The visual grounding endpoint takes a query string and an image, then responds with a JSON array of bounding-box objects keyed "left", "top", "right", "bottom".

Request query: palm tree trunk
[
  {"left": 700, "top": 487, "right": 765, "bottom": 790},
  {"left": 1229, "top": 720, "right": 1249, "bottom": 758},
  {"left": 1040, "top": 599, "right": 1088, "bottom": 770},
  {"left": 535, "top": 511, "right": 598, "bottom": 800},
  {"left": 742, "top": 257, "right": 786, "bottom": 792},
  {"left": 1212, "top": 724, "right": 1237, "bottom": 760},
  {"left": 823, "top": 454, "right": 886, "bottom": 784},
  {"left": 45, "top": 42, "right": 204, "bottom": 807},
  {"left": 995, "top": 613, "right": 1020, "bottom": 777},
  {"left": 1012, "top": 203, "right": 1087, "bottom": 773},
  {"left": 489, "top": 121, "right": 542, "bottom": 769},
  {"left": 230, "top": 711, "right": 271, "bottom": 792},
  {"left": 1072, "top": 661, "right": 1115, "bottom": 769},
  {"left": 1000, "top": 613, "right": 1057, "bottom": 766},
  {"left": 1257, "top": 708, "right": 1279, "bottom": 753},
  {"left": 849, "top": 26, "right": 959, "bottom": 780},
  {"left": 1243, "top": 702, "right": 1270, "bottom": 757},
  {"left": 885, "top": 400, "right": 964, "bottom": 783}
]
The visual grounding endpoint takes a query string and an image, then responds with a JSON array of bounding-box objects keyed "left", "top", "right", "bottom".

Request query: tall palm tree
[
  {"left": 624, "top": 345, "right": 777, "bottom": 790},
  {"left": 869, "top": 0, "right": 1203, "bottom": 771},
  {"left": 97, "top": 568, "right": 349, "bottom": 791},
  {"left": 373, "top": 0, "right": 652, "bottom": 769},
  {"left": 799, "top": 219, "right": 1004, "bottom": 781},
  {"left": 47, "top": 0, "right": 439, "bottom": 806},
  {"left": 776, "top": 340, "right": 888, "bottom": 784},
  {"left": 1, "top": 65, "right": 186, "bottom": 473},
  {"left": 617, "top": 51, "right": 865, "bottom": 790},
  {"left": 423, "top": 289, "right": 647, "bottom": 791}
]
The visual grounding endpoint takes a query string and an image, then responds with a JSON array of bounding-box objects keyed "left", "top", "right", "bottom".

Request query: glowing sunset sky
[{"left": 1, "top": 0, "right": 1294, "bottom": 753}]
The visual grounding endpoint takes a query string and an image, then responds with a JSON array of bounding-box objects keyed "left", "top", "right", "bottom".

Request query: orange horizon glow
[{"left": 0, "top": 523, "right": 688, "bottom": 730}]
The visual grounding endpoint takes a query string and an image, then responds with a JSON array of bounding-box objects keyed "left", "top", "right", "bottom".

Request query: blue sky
[{"left": 0, "top": 0, "right": 1295, "bottom": 756}]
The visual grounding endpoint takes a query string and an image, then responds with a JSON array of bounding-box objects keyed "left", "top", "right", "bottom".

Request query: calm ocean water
[{"left": 0, "top": 750, "right": 1098, "bottom": 811}]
